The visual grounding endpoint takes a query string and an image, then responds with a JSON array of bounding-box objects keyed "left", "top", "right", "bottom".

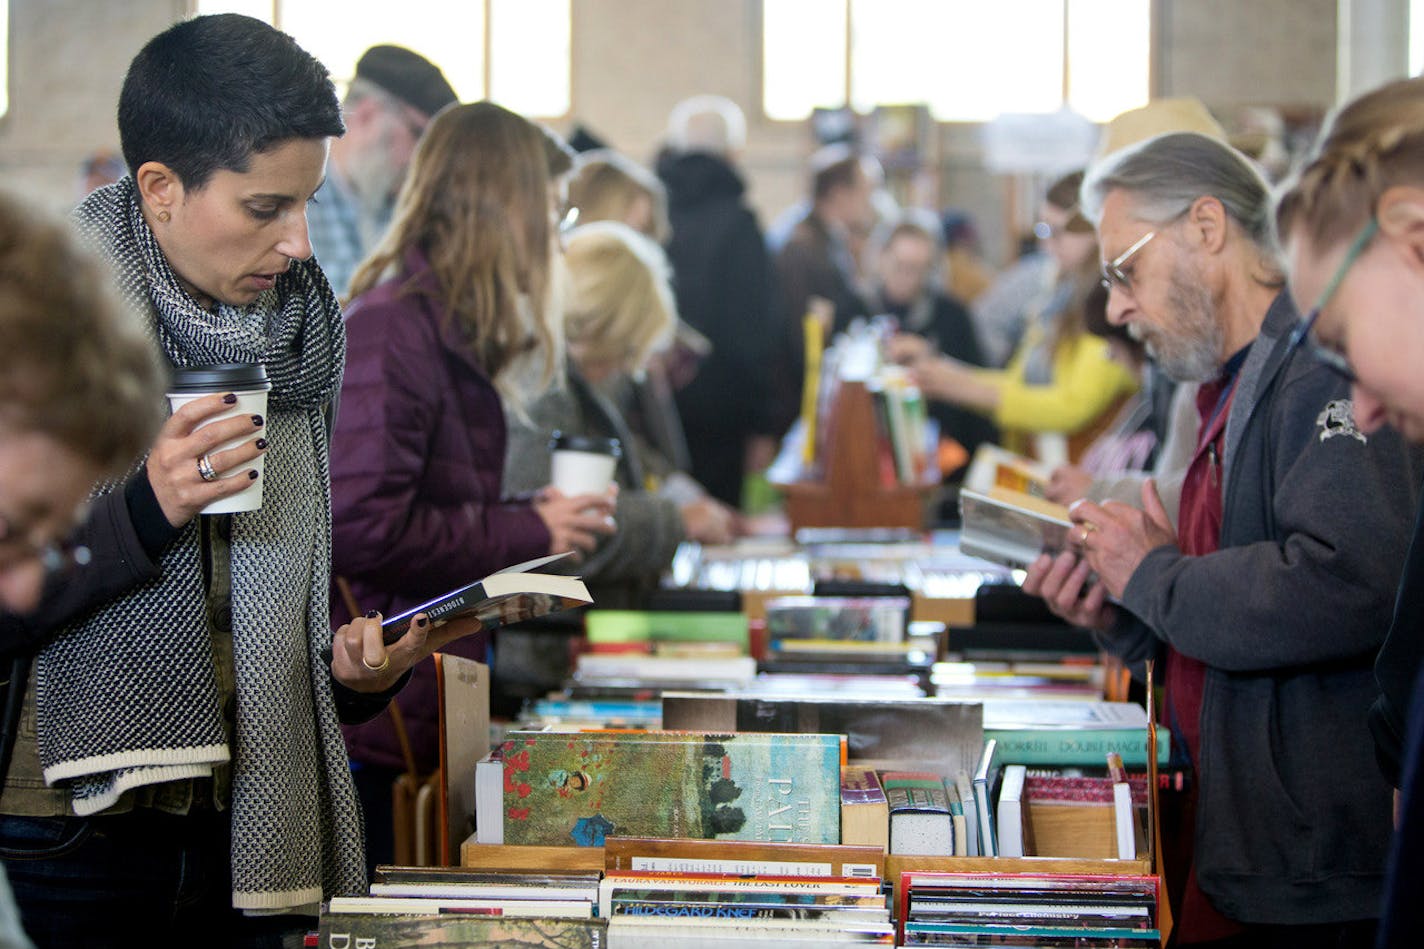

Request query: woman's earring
[{"left": 157, "top": 209, "right": 171, "bottom": 223}]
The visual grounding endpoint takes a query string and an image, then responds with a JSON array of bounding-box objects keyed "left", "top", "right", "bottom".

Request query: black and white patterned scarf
[{"left": 37, "top": 177, "right": 364, "bottom": 913}]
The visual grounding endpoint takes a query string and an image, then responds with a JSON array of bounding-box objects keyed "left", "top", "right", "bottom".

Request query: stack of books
[
  {"left": 897, "top": 871, "right": 1162, "bottom": 946},
  {"left": 318, "top": 866, "right": 605, "bottom": 946},
  {"left": 600, "top": 868, "right": 894, "bottom": 945}
]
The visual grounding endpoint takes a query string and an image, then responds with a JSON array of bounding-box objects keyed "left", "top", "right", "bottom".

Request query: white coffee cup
[
  {"left": 549, "top": 432, "right": 621, "bottom": 498},
  {"left": 166, "top": 363, "right": 271, "bottom": 515}
]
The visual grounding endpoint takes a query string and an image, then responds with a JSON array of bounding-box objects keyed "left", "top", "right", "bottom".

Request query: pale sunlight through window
[
  {"left": 764, "top": 0, "right": 848, "bottom": 121},
  {"left": 489, "top": 0, "right": 571, "bottom": 118},
  {"left": 766, "top": 0, "right": 1151, "bottom": 123},
  {"left": 1411, "top": 0, "right": 1424, "bottom": 75},
  {"left": 191, "top": 0, "right": 572, "bottom": 116}
]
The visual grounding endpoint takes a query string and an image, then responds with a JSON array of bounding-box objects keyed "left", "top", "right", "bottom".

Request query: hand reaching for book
[
  {"left": 1023, "top": 550, "right": 1117, "bottom": 631},
  {"left": 330, "top": 610, "right": 485, "bottom": 693},
  {"left": 1045, "top": 464, "right": 1094, "bottom": 505},
  {"left": 534, "top": 486, "right": 617, "bottom": 560}
]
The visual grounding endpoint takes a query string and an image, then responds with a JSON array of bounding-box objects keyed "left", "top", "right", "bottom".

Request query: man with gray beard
[
  {"left": 307, "top": 45, "right": 456, "bottom": 296},
  {"left": 1024, "top": 133, "right": 1422, "bottom": 946}
]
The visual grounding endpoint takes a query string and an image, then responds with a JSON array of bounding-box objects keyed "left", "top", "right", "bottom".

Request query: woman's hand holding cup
[
  {"left": 534, "top": 486, "right": 616, "bottom": 559},
  {"left": 147, "top": 391, "right": 267, "bottom": 528}
]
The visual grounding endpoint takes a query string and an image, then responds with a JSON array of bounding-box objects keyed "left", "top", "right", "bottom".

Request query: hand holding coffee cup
[
  {"left": 159, "top": 364, "right": 271, "bottom": 519},
  {"left": 549, "top": 432, "right": 621, "bottom": 498},
  {"left": 539, "top": 432, "right": 620, "bottom": 557}
]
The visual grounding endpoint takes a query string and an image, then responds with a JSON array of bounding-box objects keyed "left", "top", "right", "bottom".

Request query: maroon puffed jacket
[{"left": 330, "top": 248, "right": 550, "bottom": 772}]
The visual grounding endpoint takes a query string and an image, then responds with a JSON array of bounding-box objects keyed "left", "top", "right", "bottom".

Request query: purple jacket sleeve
[{"left": 329, "top": 295, "right": 549, "bottom": 594}]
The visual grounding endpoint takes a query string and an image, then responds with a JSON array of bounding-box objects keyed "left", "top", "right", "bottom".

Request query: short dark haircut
[{"left": 118, "top": 14, "right": 344, "bottom": 190}]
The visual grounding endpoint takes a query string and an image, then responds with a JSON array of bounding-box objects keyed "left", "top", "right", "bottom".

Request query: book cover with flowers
[{"left": 500, "top": 731, "right": 842, "bottom": 847}]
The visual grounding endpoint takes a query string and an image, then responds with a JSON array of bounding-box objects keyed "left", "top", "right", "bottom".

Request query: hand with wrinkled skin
[
  {"left": 1066, "top": 479, "right": 1176, "bottom": 600},
  {"left": 1023, "top": 549, "right": 1118, "bottom": 631}
]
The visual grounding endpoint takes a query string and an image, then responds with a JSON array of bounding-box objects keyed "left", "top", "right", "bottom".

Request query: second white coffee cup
[
  {"left": 166, "top": 363, "right": 271, "bottom": 515},
  {"left": 549, "top": 432, "right": 621, "bottom": 498}
]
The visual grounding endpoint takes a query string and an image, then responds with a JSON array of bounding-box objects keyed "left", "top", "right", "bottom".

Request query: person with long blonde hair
[{"left": 329, "top": 100, "right": 614, "bottom": 871}]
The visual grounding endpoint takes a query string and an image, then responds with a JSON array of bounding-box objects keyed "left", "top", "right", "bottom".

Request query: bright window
[
  {"left": 0, "top": 1, "right": 8, "bottom": 119},
  {"left": 1412, "top": 0, "right": 1424, "bottom": 75},
  {"left": 191, "top": 0, "right": 569, "bottom": 116},
  {"left": 765, "top": 0, "right": 1151, "bottom": 122}
]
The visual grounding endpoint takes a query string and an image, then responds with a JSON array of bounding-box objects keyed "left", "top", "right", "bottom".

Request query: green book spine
[
  {"left": 501, "top": 731, "right": 842, "bottom": 846},
  {"left": 985, "top": 725, "right": 1171, "bottom": 766},
  {"left": 584, "top": 610, "right": 749, "bottom": 645}
]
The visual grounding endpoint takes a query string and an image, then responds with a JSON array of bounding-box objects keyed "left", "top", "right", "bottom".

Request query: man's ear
[
  {"left": 134, "top": 161, "right": 183, "bottom": 217},
  {"left": 1377, "top": 186, "right": 1424, "bottom": 265},
  {"left": 1186, "top": 194, "right": 1229, "bottom": 254}
]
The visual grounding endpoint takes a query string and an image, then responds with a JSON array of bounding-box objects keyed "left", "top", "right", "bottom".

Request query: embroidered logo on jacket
[{"left": 1316, "top": 400, "right": 1366, "bottom": 443}]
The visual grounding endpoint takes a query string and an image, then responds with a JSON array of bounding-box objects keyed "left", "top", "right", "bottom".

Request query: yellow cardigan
[{"left": 971, "top": 329, "right": 1138, "bottom": 437}]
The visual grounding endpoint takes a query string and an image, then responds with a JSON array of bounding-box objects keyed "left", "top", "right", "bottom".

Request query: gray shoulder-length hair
[{"left": 1081, "top": 132, "right": 1278, "bottom": 261}]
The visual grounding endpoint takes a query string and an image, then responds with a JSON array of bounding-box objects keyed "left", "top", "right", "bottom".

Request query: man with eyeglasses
[
  {"left": 1024, "top": 132, "right": 1422, "bottom": 947},
  {"left": 306, "top": 44, "right": 457, "bottom": 297}
]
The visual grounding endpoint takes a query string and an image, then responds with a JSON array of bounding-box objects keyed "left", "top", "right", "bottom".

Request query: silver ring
[{"left": 196, "top": 454, "right": 219, "bottom": 482}]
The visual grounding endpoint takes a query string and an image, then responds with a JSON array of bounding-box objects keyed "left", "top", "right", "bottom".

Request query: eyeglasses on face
[
  {"left": 1287, "top": 217, "right": 1379, "bottom": 384},
  {"left": 1099, "top": 230, "right": 1157, "bottom": 296},
  {"left": 0, "top": 513, "right": 91, "bottom": 582}
]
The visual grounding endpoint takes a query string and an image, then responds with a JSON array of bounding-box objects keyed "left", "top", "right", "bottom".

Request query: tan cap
[{"left": 1096, "top": 97, "right": 1227, "bottom": 159}]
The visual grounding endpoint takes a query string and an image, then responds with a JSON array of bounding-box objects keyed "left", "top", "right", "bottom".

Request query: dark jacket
[
  {"left": 1369, "top": 494, "right": 1424, "bottom": 786},
  {"left": 331, "top": 250, "right": 551, "bottom": 772},
  {"left": 1379, "top": 665, "right": 1424, "bottom": 948},
  {"left": 1106, "top": 293, "right": 1421, "bottom": 925},
  {"left": 777, "top": 211, "right": 869, "bottom": 340},
  {"left": 657, "top": 150, "right": 783, "bottom": 504}
]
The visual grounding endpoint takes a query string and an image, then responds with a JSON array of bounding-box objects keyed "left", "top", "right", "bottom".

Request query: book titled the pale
[
  {"left": 482, "top": 730, "right": 843, "bottom": 847},
  {"left": 381, "top": 552, "right": 590, "bottom": 642}
]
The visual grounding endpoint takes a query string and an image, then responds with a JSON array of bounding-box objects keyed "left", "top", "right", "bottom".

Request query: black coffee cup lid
[
  {"left": 550, "top": 431, "right": 621, "bottom": 457},
  {"left": 168, "top": 363, "right": 272, "bottom": 393}
]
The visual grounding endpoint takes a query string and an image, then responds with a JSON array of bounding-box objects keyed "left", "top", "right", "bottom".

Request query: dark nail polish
[
  {"left": 251, "top": 414, "right": 264, "bottom": 427},
  {"left": 223, "top": 393, "right": 238, "bottom": 404},
  {"left": 248, "top": 469, "right": 259, "bottom": 480},
  {"left": 415, "top": 616, "right": 428, "bottom": 629},
  {"left": 365, "top": 609, "right": 379, "bottom": 618},
  {"left": 255, "top": 438, "right": 268, "bottom": 450}
]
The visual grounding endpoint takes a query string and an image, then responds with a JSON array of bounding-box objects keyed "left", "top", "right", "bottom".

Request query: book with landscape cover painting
[
  {"left": 380, "top": 552, "right": 590, "bottom": 642},
  {"left": 489, "top": 730, "right": 843, "bottom": 847}
]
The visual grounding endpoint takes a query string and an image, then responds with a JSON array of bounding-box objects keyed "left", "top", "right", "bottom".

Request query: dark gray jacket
[{"left": 1107, "top": 292, "right": 1422, "bottom": 925}]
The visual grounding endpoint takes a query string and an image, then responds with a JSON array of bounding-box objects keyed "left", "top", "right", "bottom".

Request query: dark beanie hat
[{"left": 354, "top": 44, "right": 457, "bottom": 118}]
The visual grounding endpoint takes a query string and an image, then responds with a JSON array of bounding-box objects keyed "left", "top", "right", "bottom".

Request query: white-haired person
[{"left": 505, "top": 221, "right": 736, "bottom": 606}]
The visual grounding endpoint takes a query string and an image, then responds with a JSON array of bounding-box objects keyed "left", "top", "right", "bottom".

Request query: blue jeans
[{"left": 0, "top": 808, "right": 311, "bottom": 948}]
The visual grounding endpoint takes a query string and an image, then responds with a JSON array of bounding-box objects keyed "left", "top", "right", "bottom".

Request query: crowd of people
[{"left": 1, "top": 9, "right": 1423, "bottom": 949}]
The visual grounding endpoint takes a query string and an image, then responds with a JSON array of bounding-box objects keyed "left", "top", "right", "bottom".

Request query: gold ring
[
  {"left": 361, "top": 653, "right": 390, "bottom": 673},
  {"left": 196, "top": 454, "right": 219, "bottom": 483},
  {"left": 1081, "top": 521, "right": 1098, "bottom": 533}
]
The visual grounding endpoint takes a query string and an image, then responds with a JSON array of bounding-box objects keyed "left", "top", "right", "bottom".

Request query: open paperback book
[
  {"left": 381, "top": 552, "right": 592, "bottom": 642},
  {"left": 958, "top": 487, "right": 1074, "bottom": 570},
  {"left": 963, "top": 444, "right": 1054, "bottom": 497}
]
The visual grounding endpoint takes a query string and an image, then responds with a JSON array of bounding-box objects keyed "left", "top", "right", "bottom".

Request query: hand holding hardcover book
[{"left": 380, "top": 552, "right": 592, "bottom": 644}]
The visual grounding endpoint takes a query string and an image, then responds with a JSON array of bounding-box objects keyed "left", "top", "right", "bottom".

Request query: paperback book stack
[
  {"left": 317, "top": 865, "right": 606, "bottom": 947},
  {"left": 897, "top": 871, "right": 1162, "bottom": 947},
  {"left": 599, "top": 869, "right": 895, "bottom": 946}
]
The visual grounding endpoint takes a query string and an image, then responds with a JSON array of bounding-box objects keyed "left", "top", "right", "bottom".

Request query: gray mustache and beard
[{"left": 1129, "top": 258, "right": 1224, "bottom": 383}]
